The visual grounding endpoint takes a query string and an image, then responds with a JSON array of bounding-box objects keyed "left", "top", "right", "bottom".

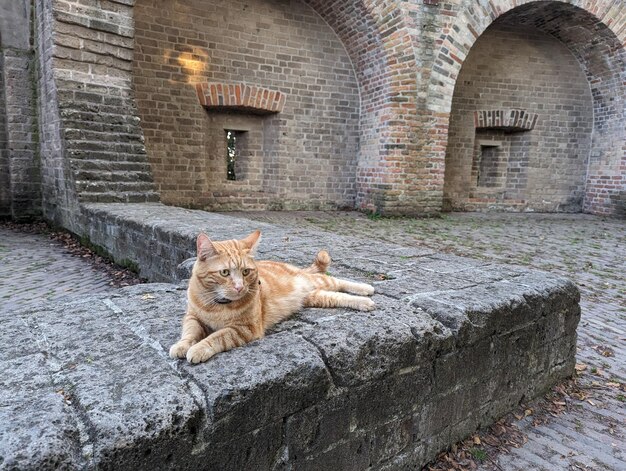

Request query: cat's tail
[{"left": 302, "top": 250, "right": 331, "bottom": 274}]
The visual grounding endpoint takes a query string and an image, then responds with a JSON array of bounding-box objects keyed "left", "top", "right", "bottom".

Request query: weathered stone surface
[
  {"left": 0, "top": 204, "right": 582, "bottom": 470},
  {"left": 0, "top": 354, "right": 79, "bottom": 470},
  {"left": 293, "top": 311, "right": 421, "bottom": 387}
]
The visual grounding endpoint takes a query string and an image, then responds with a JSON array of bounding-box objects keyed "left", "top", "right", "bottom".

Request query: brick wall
[
  {"left": 34, "top": 0, "right": 76, "bottom": 229},
  {"left": 443, "top": 24, "right": 593, "bottom": 212},
  {"left": 0, "top": 0, "right": 41, "bottom": 220},
  {"left": 306, "top": 0, "right": 446, "bottom": 215},
  {"left": 132, "top": 0, "right": 360, "bottom": 211},
  {"left": 6, "top": 0, "right": 623, "bottom": 222}
]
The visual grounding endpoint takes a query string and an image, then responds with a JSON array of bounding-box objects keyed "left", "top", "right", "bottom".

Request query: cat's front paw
[
  {"left": 357, "top": 298, "right": 376, "bottom": 311},
  {"left": 169, "top": 340, "right": 193, "bottom": 359},
  {"left": 186, "top": 344, "right": 216, "bottom": 364}
]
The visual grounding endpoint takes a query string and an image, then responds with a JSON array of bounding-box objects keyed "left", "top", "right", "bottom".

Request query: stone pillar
[
  {"left": 0, "top": 51, "right": 9, "bottom": 217},
  {"left": 0, "top": 0, "right": 41, "bottom": 220}
]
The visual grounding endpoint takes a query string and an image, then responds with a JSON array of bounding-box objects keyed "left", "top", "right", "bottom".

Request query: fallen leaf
[
  {"left": 141, "top": 294, "right": 155, "bottom": 300},
  {"left": 473, "top": 436, "right": 481, "bottom": 445},
  {"left": 575, "top": 363, "right": 587, "bottom": 372}
]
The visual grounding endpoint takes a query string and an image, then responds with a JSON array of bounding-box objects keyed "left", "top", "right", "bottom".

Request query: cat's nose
[{"left": 234, "top": 284, "right": 244, "bottom": 293}]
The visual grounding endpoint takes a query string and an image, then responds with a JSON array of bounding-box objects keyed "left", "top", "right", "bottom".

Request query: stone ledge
[
  {"left": 196, "top": 82, "right": 286, "bottom": 114},
  {"left": 474, "top": 109, "right": 538, "bottom": 131},
  {"left": 0, "top": 203, "right": 581, "bottom": 469}
]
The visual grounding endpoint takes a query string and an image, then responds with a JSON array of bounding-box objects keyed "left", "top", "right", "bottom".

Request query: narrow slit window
[{"left": 226, "top": 130, "right": 237, "bottom": 181}]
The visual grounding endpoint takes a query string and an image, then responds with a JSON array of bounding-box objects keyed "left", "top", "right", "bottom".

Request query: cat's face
[{"left": 193, "top": 231, "right": 261, "bottom": 303}]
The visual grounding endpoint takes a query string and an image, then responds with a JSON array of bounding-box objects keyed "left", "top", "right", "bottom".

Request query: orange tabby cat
[{"left": 169, "top": 230, "right": 375, "bottom": 363}]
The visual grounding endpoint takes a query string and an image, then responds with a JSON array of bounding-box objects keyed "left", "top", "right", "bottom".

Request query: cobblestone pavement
[
  {"left": 226, "top": 211, "right": 626, "bottom": 471},
  {"left": 0, "top": 226, "right": 115, "bottom": 314}
]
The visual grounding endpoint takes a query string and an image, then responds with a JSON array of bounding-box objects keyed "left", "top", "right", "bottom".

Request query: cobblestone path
[
  {"left": 226, "top": 211, "right": 626, "bottom": 471},
  {"left": 0, "top": 226, "right": 115, "bottom": 314}
]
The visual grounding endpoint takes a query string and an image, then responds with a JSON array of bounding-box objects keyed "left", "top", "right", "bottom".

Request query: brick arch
[
  {"left": 429, "top": 0, "right": 626, "bottom": 113},
  {"left": 431, "top": 0, "right": 626, "bottom": 216},
  {"left": 133, "top": 0, "right": 366, "bottom": 210}
]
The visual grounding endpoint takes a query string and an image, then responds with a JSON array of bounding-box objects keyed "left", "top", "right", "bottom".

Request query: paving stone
[{"left": 0, "top": 227, "right": 114, "bottom": 314}]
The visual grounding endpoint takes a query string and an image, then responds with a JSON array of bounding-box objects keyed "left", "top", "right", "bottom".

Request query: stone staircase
[
  {"left": 58, "top": 86, "right": 160, "bottom": 204},
  {"left": 73, "top": 160, "right": 159, "bottom": 203},
  {"left": 72, "top": 161, "right": 160, "bottom": 203}
]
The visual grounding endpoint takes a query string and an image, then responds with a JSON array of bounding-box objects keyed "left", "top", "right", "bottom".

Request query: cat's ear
[
  {"left": 197, "top": 233, "right": 217, "bottom": 261},
  {"left": 241, "top": 230, "right": 261, "bottom": 255}
]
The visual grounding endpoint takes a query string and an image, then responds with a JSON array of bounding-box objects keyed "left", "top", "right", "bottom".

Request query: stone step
[
  {"left": 78, "top": 191, "right": 160, "bottom": 203},
  {"left": 74, "top": 169, "right": 154, "bottom": 183},
  {"left": 64, "top": 128, "right": 143, "bottom": 144},
  {"left": 71, "top": 159, "right": 152, "bottom": 173},
  {"left": 75, "top": 180, "right": 157, "bottom": 194},
  {"left": 68, "top": 150, "right": 154, "bottom": 163},
  {"left": 65, "top": 139, "right": 146, "bottom": 155},
  {"left": 63, "top": 119, "right": 143, "bottom": 136}
]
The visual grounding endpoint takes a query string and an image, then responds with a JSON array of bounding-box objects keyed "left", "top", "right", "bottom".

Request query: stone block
[
  {"left": 288, "top": 433, "right": 371, "bottom": 471},
  {"left": 0, "top": 354, "right": 78, "bottom": 470},
  {"left": 59, "top": 346, "right": 202, "bottom": 469},
  {"left": 187, "top": 330, "right": 333, "bottom": 438},
  {"left": 0, "top": 204, "right": 581, "bottom": 469},
  {"left": 285, "top": 395, "right": 353, "bottom": 460},
  {"left": 294, "top": 311, "right": 420, "bottom": 387}
]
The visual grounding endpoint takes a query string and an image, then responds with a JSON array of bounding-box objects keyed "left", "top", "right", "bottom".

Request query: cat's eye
[
  {"left": 219, "top": 269, "right": 230, "bottom": 277},
  {"left": 242, "top": 268, "right": 250, "bottom": 276}
]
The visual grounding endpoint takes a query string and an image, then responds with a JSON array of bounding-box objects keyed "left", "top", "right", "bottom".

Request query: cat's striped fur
[{"left": 169, "top": 230, "right": 375, "bottom": 363}]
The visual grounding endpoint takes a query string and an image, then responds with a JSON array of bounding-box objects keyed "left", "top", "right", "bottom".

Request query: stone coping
[{"left": 0, "top": 203, "right": 580, "bottom": 469}]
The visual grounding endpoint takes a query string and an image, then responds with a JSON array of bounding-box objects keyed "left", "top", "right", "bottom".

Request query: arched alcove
[
  {"left": 433, "top": 1, "right": 625, "bottom": 215},
  {"left": 443, "top": 22, "right": 594, "bottom": 212}
]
